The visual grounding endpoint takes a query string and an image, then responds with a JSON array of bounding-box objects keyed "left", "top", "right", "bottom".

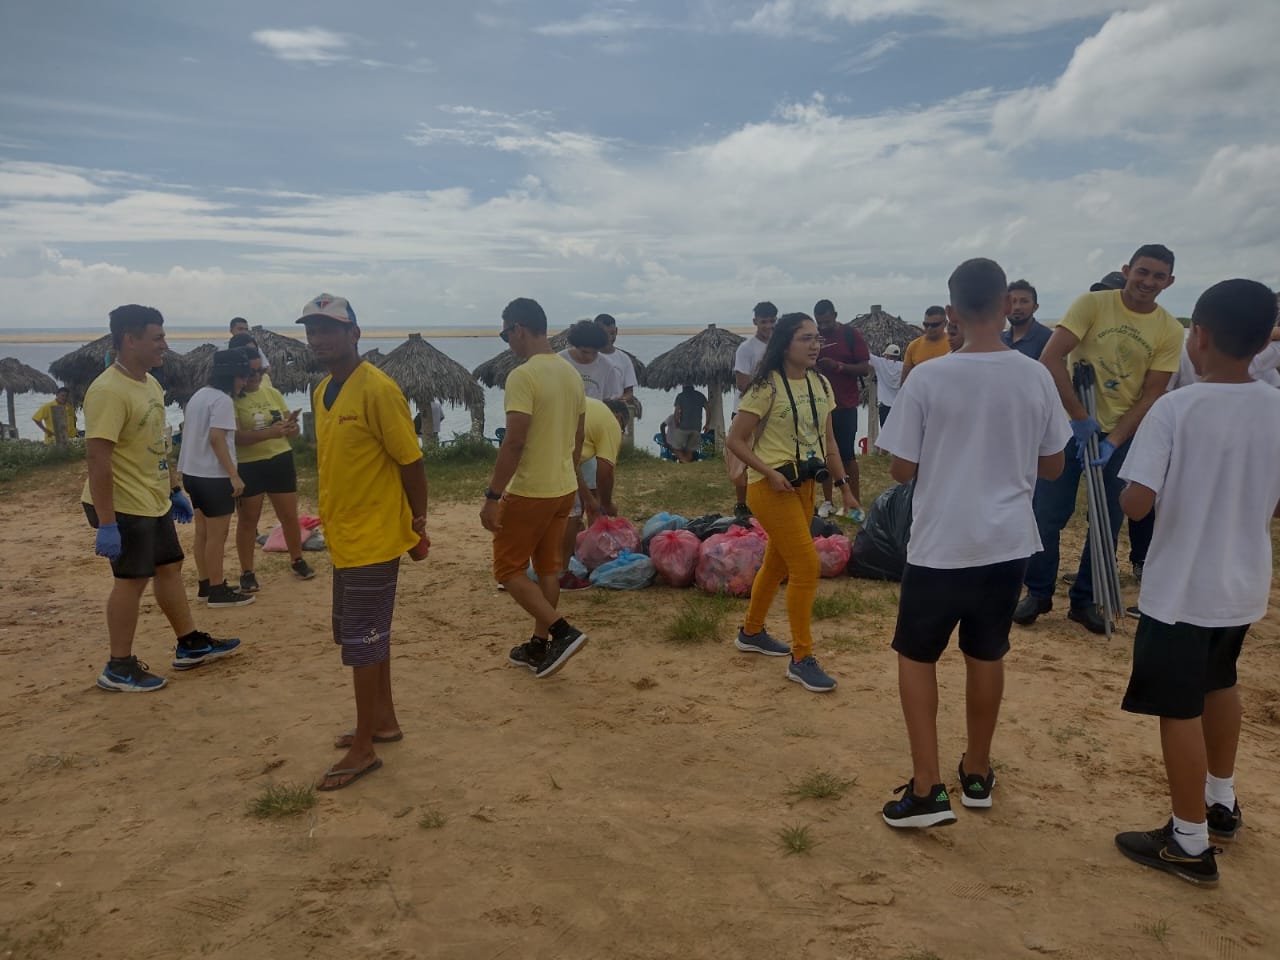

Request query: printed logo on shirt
[
  {"left": 138, "top": 397, "right": 168, "bottom": 459},
  {"left": 339, "top": 414, "right": 359, "bottom": 424}
]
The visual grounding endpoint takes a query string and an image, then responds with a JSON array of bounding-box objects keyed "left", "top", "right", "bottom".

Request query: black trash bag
[
  {"left": 847, "top": 481, "right": 914, "bottom": 581},
  {"left": 809, "top": 516, "right": 839, "bottom": 539},
  {"left": 685, "top": 514, "right": 749, "bottom": 540}
]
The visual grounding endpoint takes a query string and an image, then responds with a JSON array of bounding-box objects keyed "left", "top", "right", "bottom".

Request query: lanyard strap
[{"left": 779, "top": 372, "right": 826, "bottom": 463}]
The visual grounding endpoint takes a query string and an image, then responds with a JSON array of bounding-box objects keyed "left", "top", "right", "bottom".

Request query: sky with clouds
[{"left": 0, "top": 0, "right": 1276, "bottom": 329}]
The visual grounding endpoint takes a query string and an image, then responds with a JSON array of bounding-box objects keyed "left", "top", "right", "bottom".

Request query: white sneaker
[{"left": 817, "top": 500, "right": 834, "bottom": 519}]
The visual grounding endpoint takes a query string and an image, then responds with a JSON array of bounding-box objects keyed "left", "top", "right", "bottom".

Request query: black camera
[{"left": 777, "top": 456, "right": 830, "bottom": 487}]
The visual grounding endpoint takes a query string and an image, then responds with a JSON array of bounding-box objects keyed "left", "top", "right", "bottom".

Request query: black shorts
[
  {"left": 183, "top": 474, "right": 236, "bottom": 518},
  {"left": 83, "top": 504, "right": 184, "bottom": 580},
  {"left": 892, "top": 558, "right": 1028, "bottom": 663},
  {"left": 1121, "top": 615, "right": 1248, "bottom": 720},
  {"left": 239, "top": 451, "right": 297, "bottom": 498},
  {"left": 831, "top": 406, "right": 859, "bottom": 462}
]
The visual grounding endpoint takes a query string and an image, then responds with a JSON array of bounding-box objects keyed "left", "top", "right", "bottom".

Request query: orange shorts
[{"left": 491, "top": 492, "right": 576, "bottom": 582}]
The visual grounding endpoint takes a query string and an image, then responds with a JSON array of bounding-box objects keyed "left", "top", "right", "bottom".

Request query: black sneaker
[
  {"left": 197, "top": 578, "right": 211, "bottom": 600},
  {"left": 536, "top": 625, "right": 588, "bottom": 678},
  {"left": 1012, "top": 594, "right": 1051, "bottom": 625},
  {"left": 882, "top": 779, "right": 957, "bottom": 829},
  {"left": 1068, "top": 604, "right": 1107, "bottom": 635},
  {"left": 1207, "top": 801, "right": 1242, "bottom": 843},
  {"left": 957, "top": 756, "right": 995, "bottom": 809},
  {"left": 172, "top": 632, "right": 242, "bottom": 670},
  {"left": 97, "top": 656, "right": 166, "bottom": 692},
  {"left": 291, "top": 558, "right": 316, "bottom": 580},
  {"left": 733, "top": 503, "right": 752, "bottom": 524},
  {"left": 239, "top": 571, "right": 261, "bottom": 594},
  {"left": 207, "top": 582, "right": 255, "bottom": 608},
  {"left": 508, "top": 637, "right": 548, "bottom": 672},
  {"left": 1115, "top": 821, "right": 1219, "bottom": 886}
]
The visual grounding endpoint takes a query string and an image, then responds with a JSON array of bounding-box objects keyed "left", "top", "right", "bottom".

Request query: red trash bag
[
  {"left": 649, "top": 529, "right": 701, "bottom": 588},
  {"left": 695, "top": 526, "right": 766, "bottom": 597},
  {"left": 814, "top": 534, "right": 852, "bottom": 578},
  {"left": 263, "top": 515, "right": 322, "bottom": 552},
  {"left": 575, "top": 516, "right": 641, "bottom": 571}
]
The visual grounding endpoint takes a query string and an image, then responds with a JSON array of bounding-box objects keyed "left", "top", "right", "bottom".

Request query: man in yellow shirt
[
  {"left": 482, "top": 297, "right": 589, "bottom": 678},
  {"left": 299, "top": 294, "right": 429, "bottom": 791},
  {"left": 558, "top": 397, "right": 628, "bottom": 591},
  {"left": 1014, "top": 244, "right": 1183, "bottom": 634},
  {"left": 899, "top": 306, "right": 950, "bottom": 385},
  {"left": 82, "top": 305, "right": 239, "bottom": 693},
  {"left": 32, "top": 387, "right": 77, "bottom": 443}
]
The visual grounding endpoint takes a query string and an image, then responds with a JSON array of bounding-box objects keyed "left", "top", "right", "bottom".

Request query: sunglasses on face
[
  {"left": 924, "top": 321, "right": 945, "bottom": 329},
  {"left": 500, "top": 326, "right": 514, "bottom": 343}
]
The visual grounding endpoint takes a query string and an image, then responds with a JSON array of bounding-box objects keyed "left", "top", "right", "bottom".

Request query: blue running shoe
[
  {"left": 97, "top": 656, "right": 166, "bottom": 692},
  {"left": 786, "top": 655, "right": 837, "bottom": 692},
  {"left": 735, "top": 627, "right": 791, "bottom": 657},
  {"left": 172, "top": 632, "right": 241, "bottom": 671}
]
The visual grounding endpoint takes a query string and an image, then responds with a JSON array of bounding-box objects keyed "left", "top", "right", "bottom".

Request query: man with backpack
[{"left": 815, "top": 299, "right": 871, "bottom": 513}]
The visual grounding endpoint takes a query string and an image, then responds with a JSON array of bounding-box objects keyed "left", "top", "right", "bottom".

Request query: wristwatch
[
  {"left": 833, "top": 476, "right": 849, "bottom": 488},
  {"left": 483, "top": 487, "right": 503, "bottom": 501}
]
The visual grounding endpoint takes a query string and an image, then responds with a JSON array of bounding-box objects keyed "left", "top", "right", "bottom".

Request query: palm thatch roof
[
  {"left": 638, "top": 324, "right": 745, "bottom": 389},
  {"left": 379, "top": 333, "right": 485, "bottom": 413},
  {"left": 249, "top": 325, "right": 323, "bottom": 394},
  {"left": 850, "top": 304, "right": 922, "bottom": 355},
  {"left": 48, "top": 333, "right": 187, "bottom": 405},
  {"left": 361, "top": 347, "right": 386, "bottom": 366},
  {"left": 163, "top": 343, "right": 219, "bottom": 406},
  {"left": 0, "top": 357, "right": 59, "bottom": 395},
  {"left": 472, "top": 328, "right": 646, "bottom": 389}
]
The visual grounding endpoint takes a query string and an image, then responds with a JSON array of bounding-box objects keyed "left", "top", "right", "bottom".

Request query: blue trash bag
[
  {"left": 641, "top": 511, "right": 688, "bottom": 543},
  {"left": 588, "top": 550, "right": 656, "bottom": 590},
  {"left": 527, "top": 556, "right": 587, "bottom": 583}
]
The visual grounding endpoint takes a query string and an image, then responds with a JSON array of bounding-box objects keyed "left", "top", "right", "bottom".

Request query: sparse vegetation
[
  {"left": 665, "top": 594, "right": 736, "bottom": 644},
  {"left": 1140, "top": 918, "right": 1170, "bottom": 943},
  {"left": 787, "top": 770, "right": 855, "bottom": 801},
  {"left": 777, "top": 824, "right": 817, "bottom": 856},
  {"left": 249, "top": 782, "right": 317, "bottom": 819},
  {"left": 0, "top": 438, "right": 85, "bottom": 484},
  {"left": 418, "top": 810, "right": 448, "bottom": 830}
]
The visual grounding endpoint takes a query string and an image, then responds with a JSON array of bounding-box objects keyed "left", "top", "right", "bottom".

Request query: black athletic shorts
[
  {"left": 239, "top": 451, "right": 297, "bottom": 498},
  {"left": 183, "top": 474, "right": 236, "bottom": 518},
  {"left": 1121, "top": 615, "right": 1248, "bottom": 720},
  {"left": 831, "top": 406, "right": 859, "bottom": 463},
  {"left": 83, "top": 504, "right": 184, "bottom": 580},
  {"left": 892, "top": 557, "right": 1028, "bottom": 663}
]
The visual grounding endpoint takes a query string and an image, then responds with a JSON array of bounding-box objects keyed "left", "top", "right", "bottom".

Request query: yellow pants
[{"left": 744, "top": 477, "right": 819, "bottom": 659}]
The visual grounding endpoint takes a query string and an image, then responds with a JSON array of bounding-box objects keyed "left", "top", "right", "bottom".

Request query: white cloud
[
  {"left": 251, "top": 27, "right": 350, "bottom": 64},
  {"left": 407, "top": 106, "right": 615, "bottom": 161},
  {"left": 737, "top": 0, "right": 1148, "bottom": 35},
  {"left": 534, "top": 12, "right": 662, "bottom": 37},
  {"left": 0, "top": 161, "right": 105, "bottom": 199}
]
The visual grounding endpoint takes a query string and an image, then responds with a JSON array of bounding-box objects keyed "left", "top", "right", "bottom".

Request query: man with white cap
[{"left": 868, "top": 344, "right": 904, "bottom": 427}]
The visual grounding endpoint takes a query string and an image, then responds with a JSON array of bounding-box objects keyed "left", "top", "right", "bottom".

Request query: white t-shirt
[
  {"left": 430, "top": 398, "right": 444, "bottom": 435},
  {"left": 178, "top": 386, "right": 238, "bottom": 478},
  {"left": 732, "top": 336, "right": 768, "bottom": 413},
  {"left": 558, "top": 350, "right": 624, "bottom": 401},
  {"left": 868, "top": 355, "right": 903, "bottom": 407},
  {"left": 600, "top": 348, "right": 637, "bottom": 394},
  {"left": 877, "top": 351, "right": 1071, "bottom": 569},
  {"left": 1167, "top": 338, "right": 1280, "bottom": 391},
  {"left": 1120, "top": 380, "right": 1280, "bottom": 627}
]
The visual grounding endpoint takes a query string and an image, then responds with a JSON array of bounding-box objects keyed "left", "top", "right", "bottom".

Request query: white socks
[
  {"left": 1206, "top": 773, "right": 1235, "bottom": 810},
  {"left": 1171, "top": 815, "right": 1210, "bottom": 856}
]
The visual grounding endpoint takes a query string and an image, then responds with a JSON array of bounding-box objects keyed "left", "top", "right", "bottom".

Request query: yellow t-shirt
[
  {"left": 33, "top": 400, "right": 77, "bottom": 444},
  {"left": 1060, "top": 290, "right": 1184, "bottom": 432},
  {"left": 80, "top": 367, "right": 170, "bottom": 517},
  {"left": 233, "top": 382, "right": 292, "bottom": 463},
  {"left": 738, "top": 371, "right": 834, "bottom": 484},
  {"left": 313, "top": 363, "right": 422, "bottom": 569},
  {"left": 901, "top": 335, "right": 951, "bottom": 380},
  {"left": 504, "top": 354, "right": 586, "bottom": 499},
  {"left": 580, "top": 398, "right": 622, "bottom": 464}
]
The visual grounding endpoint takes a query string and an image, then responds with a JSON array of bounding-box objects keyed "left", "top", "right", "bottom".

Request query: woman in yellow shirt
[{"left": 726, "top": 313, "right": 858, "bottom": 694}]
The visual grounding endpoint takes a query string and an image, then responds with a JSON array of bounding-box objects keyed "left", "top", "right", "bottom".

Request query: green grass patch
[
  {"left": 664, "top": 593, "right": 737, "bottom": 644},
  {"left": 418, "top": 809, "right": 448, "bottom": 830},
  {"left": 776, "top": 824, "right": 817, "bottom": 856},
  {"left": 787, "top": 770, "right": 855, "bottom": 801},
  {"left": 1140, "top": 918, "right": 1170, "bottom": 943},
  {"left": 248, "top": 782, "right": 317, "bottom": 819},
  {"left": 0, "top": 438, "right": 85, "bottom": 484}
]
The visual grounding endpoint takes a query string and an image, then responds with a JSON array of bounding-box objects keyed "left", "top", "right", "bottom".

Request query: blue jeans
[{"left": 1024, "top": 435, "right": 1130, "bottom": 607}]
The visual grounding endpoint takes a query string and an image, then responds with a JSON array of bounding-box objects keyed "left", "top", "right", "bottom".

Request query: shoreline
[{"left": 0, "top": 326, "right": 735, "bottom": 345}]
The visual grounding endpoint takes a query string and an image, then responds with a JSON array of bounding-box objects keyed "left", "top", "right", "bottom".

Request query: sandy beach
[{"left": 1, "top": 459, "right": 1277, "bottom": 960}]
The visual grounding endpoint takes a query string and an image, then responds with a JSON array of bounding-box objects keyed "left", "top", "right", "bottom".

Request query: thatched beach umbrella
[
  {"left": 0, "top": 357, "right": 59, "bottom": 432},
  {"left": 639, "top": 323, "right": 745, "bottom": 452},
  {"left": 166, "top": 343, "right": 218, "bottom": 406},
  {"left": 49, "top": 333, "right": 186, "bottom": 405},
  {"left": 248, "top": 325, "right": 324, "bottom": 395},
  {"left": 379, "top": 333, "right": 486, "bottom": 442},
  {"left": 849, "top": 305, "right": 920, "bottom": 447},
  {"left": 361, "top": 347, "right": 386, "bottom": 366},
  {"left": 472, "top": 328, "right": 646, "bottom": 389}
]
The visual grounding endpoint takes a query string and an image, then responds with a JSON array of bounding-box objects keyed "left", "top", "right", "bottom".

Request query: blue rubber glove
[
  {"left": 170, "top": 489, "right": 194, "bottom": 523},
  {"left": 95, "top": 523, "right": 122, "bottom": 560},
  {"left": 1070, "top": 416, "right": 1100, "bottom": 448},
  {"left": 1091, "top": 439, "right": 1117, "bottom": 468}
]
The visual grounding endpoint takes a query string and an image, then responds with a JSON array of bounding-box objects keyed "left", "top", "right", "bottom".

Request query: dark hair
[
  {"left": 1192, "top": 279, "right": 1276, "bottom": 359},
  {"left": 948, "top": 259, "right": 1009, "bottom": 316},
  {"left": 604, "top": 397, "right": 630, "bottom": 428},
  {"left": 228, "top": 332, "right": 258, "bottom": 351},
  {"left": 813, "top": 299, "right": 835, "bottom": 318},
  {"left": 593, "top": 313, "right": 617, "bottom": 327},
  {"left": 753, "top": 301, "right": 778, "bottom": 319},
  {"left": 209, "top": 348, "right": 253, "bottom": 395},
  {"left": 567, "top": 319, "right": 608, "bottom": 350},
  {"left": 56, "top": 386, "right": 69, "bottom": 395},
  {"left": 1007, "top": 279, "right": 1038, "bottom": 303},
  {"left": 501, "top": 298, "right": 547, "bottom": 336},
  {"left": 924, "top": 305, "right": 946, "bottom": 318},
  {"left": 109, "top": 304, "right": 164, "bottom": 351},
  {"left": 1129, "top": 244, "right": 1175, "bottom": 271},
  {"left": 747, "top": 313, "right": 821, "bottom": 394},
  {"left": 229, "top": 316, "right": 249, "bottom": 331}
]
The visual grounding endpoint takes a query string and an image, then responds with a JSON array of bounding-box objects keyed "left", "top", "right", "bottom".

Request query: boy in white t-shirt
[
  {"left": 1114, "top": 279, "right": 1280, "bottom": 887},
  {"left": 727, "top": 302, "right": 776, "bottom": 519},
  {"left": 558, "top": 320, "right": 624, "bottom": 401},
  {"left": 877, "top": 258, "right": 1070, "bottom": 828}
]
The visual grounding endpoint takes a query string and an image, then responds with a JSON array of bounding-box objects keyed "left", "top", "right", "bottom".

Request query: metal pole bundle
[{"left": 1072, "top": 361, "right": 1126, "bottom": 637}]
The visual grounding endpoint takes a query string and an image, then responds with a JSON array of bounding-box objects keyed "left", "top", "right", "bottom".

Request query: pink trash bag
[
  {"left": 695, "top": 526, "right": 766, "bottom": 597},
  {"left": 263, "top": 514, "right": 322, "bottom": 552},
  {"left": 814, "top": 534, "right": 852, "bottom": 578},
  {"left": 575, "top": 516, "right": 641, "bottom": 571},
  {"left": 649, "top": 529, "right": 701, "bottom": 588}
]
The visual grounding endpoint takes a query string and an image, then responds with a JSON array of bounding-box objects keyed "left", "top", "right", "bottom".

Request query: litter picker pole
[{"left": 1072, "top": 361, "right": 1124, "bottom": 637}]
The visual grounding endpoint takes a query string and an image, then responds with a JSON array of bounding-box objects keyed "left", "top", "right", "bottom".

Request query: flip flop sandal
[
  {"left": 333, "top": 730, "right": 404, "bottom": 749},
  {"left": 317, "top": 757, "right": 383, "bottom": 791}
]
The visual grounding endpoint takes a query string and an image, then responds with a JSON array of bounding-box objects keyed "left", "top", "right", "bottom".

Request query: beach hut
[
  {"left": 378, "top": 333, "right": 486, "bottom": 443},
  {"left": 0, "top": 358, "right": 59, "bottom": 439},
  {"left": 361, "top": 347, "right": 386, "bottom": 366},
  {"left": 48, "top": 333, "right": 187, "bottom": 405},
  {"left": 638, "top": 323, "right": 745, "bottom": 453},
  {"left": 248, "top": 326, "right": 324, "bottom": 395},
  {"left": 166, "top": 343, "right": 218, "bottom": 406},
  {"left": 849, "top": 305, "right": 921, "bottom": 448}
]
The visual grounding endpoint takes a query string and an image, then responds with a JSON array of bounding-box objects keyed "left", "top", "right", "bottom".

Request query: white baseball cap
[
  {"left": 884, "top": 344, "right": 901, "bottom": 357},
  {"left": 296, "top": 293, "right": 357, "bottom": 325}
]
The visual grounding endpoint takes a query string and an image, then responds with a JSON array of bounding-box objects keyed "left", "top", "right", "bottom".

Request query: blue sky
[{"left": 0, "top": 0, "right": 1276, "bottom": 329}]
